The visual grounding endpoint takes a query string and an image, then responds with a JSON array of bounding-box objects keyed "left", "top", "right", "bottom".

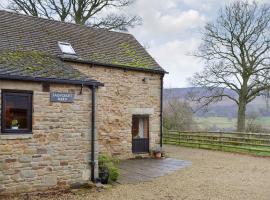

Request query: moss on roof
[
  {"left": 0, "top": 10, "right": 165, "bottom": 73},
  {"left": 88, "top": 42, "right": 155, "bottom": 69},
  {"left": 116, "top": 42, "right": 154, "bottom": 68},
  {"left": 0, "top": 50, "right": 94, "bottom": 82}
]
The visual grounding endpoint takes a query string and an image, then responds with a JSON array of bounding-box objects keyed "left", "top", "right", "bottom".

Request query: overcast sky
[
  {"left": 127, "top": 0, "right": 268, "bottom": 88},
  {"left": 1, "top": 0, "right": 268, "bottom": 88}
]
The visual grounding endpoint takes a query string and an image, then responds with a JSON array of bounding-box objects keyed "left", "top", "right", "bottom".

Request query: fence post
[
  {"left": 178, "top": 131, "right": 180, "bottom": 145},
  {"left": 248, "top": 133, "right": 251, "bottom": 153},
  {"left": 219, "top": 132, "right": 222, "bottom": 151},
  {"left": 198, "top": 133, "right": 200, "bottom": 148}
]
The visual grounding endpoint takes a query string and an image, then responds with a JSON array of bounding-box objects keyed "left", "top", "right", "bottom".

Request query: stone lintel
[{"left": 130, "top": 108, "right": 154, "bottom": 115}]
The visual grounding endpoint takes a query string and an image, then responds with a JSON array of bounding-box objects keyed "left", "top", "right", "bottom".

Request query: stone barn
[{"left": 0, "top": 10, "right": 166, "bottom": 194}]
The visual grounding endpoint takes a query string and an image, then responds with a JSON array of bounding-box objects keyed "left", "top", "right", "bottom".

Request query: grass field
[
  {"left": 164, "top": 131, "right": 270, "bottom": 156},
  {"left": 195, "top": 116, "right": 270, "bottom": 131},
  {"left": 165, "top": 142, "right": 270, "bottom": 156}
]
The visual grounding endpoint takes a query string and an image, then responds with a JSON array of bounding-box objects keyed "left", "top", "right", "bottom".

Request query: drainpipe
[
  {"left": 90, "top": 85, "right": 96, "bottom": 182},
  {"left": 160, "top": 74, "right": 164, "bottom": 148}
]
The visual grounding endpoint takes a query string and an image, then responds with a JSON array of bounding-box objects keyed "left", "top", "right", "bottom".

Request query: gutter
[
  {"left": 0, "top": 74, "right": 104, "bottom": 87},
  {"left": 61, "top": 57, "right": 168, "bottom": 75},
  {"left": 160, "top": 74, "right": 164, "bottom": 148}
]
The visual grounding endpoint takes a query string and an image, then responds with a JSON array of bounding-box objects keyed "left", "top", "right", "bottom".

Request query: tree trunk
[
  {"left": 237, "top": 76, "right": 249, "bottom": 132},
  {"left": 237, "top": 99, "right": 246, "bottom": 132}
]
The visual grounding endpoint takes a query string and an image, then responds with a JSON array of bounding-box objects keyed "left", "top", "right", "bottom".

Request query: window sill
[{"left": 0, "top": 134, "right": 33, "bottom": 140}]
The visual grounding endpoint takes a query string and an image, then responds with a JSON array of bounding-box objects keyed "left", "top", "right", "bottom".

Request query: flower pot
[
  {"left": 99, "top": 168, "right": 109, "bottom": 184},
  {"left": 154, "top": 152, "right": 162, "bottom": 159},
  {"left": 11, "top": 126, "right": 19, "bottom": 130}
]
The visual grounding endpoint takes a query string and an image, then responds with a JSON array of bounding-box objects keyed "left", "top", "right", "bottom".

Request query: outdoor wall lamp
[{"left": 142, "top": 77, "right": 149, "bottom": 83}]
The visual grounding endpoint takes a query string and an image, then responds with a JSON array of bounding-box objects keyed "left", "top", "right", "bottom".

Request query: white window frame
[{"left": 58, "top": 41, "right": 76, "bottom": 55}]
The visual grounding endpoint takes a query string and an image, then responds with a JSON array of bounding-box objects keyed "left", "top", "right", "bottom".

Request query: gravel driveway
[{"left": 30, "top": 145, "right": 270, "bottom": 200}]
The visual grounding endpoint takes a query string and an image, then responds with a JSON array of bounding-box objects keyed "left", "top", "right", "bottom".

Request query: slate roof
[
  {"left": 0, "top": 50, "right": 102, "bottom": 86},
  {"left": 0, "top": 10, "right": 165, "bottom": 73}
]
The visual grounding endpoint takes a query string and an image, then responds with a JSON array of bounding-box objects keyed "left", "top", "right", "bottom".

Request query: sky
[
  {"left": 1, "top": 0, "right": 268, "bottom": 88},
  {"left": 126, "top": 0, "right": 268, "bottom": 88}
]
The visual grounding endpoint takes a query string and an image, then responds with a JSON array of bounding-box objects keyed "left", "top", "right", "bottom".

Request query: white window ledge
[{"left": 0, "top": 134, "right": 33, "bottom": 140}]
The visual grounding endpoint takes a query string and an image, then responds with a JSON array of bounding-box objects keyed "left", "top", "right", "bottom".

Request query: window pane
[
  {"left": 58, "top": 42, "right": 76, "bottom": 54},
  {"left": 139, "top": 118, "right": 144, "bottom": 138},
  {"left": 4, "top": 93, "right": 30, "bottom": 130},
  {"left": 143, "top": 117, "right": 149, "bottom": 138},
  {"left": 132, "top": 116, "right": 139, "bottom": 138},
  {"left": 132, "top": 116, "right": 149, "bottom": 139}
]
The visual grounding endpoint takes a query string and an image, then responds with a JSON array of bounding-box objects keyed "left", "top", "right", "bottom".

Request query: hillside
[{"left": 164, "top": 87, "right": 270, "bottom": 118}]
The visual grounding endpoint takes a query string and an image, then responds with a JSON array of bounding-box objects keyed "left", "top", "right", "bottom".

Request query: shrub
[
  {"left": 98, "top": 154, "right": 120, "bottom": 183},
  {"left": 107, "top": 164, "right": 120, "bottom": 182}
]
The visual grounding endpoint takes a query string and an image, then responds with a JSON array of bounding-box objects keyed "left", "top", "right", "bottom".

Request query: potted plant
[
  {"left": 151, "top": 147, "right": 164, "bottom": 159},
  {"left": 98, "top": 154, "right": 120, "bottom": 184},
  {"left": 11, "top": 119, "right": 19, "bottom": 130},
  {"left": 99, "top": 166, "right": 109, "bottom": 184}
]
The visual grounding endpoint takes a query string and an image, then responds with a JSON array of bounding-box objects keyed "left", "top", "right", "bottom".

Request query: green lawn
[
  {"left": 195, "top": 117, "right": 236, "bottom": 130},
  {"left": 195, "top": 116, "right": 270, "bottom": 131},
  {"left": 164, "top": 140, "right": 270, "bottom": 156}
]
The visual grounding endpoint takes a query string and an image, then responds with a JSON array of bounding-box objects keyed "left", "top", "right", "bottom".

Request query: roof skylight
[{"left": 58, "top": 42, "right": 76, "bottom": 55}]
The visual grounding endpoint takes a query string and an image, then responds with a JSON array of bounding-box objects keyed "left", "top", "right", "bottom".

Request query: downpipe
[
  {"left": 160, "top": 74, "right": 164, "bottom": 148},
  {"left": 90, "top": 85, "right": 98, "bottom": 182}
]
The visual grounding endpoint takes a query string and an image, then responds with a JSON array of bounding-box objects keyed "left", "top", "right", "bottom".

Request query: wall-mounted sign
[{"left": 50, "top": 92, "right": 75, "bottom": 103}]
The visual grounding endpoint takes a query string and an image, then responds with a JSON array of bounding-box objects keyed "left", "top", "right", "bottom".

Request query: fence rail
[{"left": 163, "top": 130, "right": 270, "bottom": 156}]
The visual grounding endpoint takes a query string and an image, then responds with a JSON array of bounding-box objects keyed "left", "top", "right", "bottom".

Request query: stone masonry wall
[
  {"left": 72, "top": 63, "right": 162, "bottom": 158},
  {"left": 0, "top": 80, "right": 94, "bottom": 195}
]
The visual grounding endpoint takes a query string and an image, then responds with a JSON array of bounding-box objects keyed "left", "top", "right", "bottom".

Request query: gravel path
[{"left": 30, "top": 145, "right": 270, "bottom": 200}]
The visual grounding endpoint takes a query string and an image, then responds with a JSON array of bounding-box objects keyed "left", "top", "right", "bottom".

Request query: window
[
  {"left": 58, "top": 41, "right": 76, "bottom": 55},
  {"left": 132, "top": 115, "right": 149, "bottom": 139},
  {"left": 1, "top": 90, "right": 33, "bottom": 134}
]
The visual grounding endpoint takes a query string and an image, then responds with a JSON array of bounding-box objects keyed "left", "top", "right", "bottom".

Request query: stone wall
[
  {"left": 71, "top": 63, "right": 162, "bottom": 158},
  {"left": 0, "top": 63, "right": 162, "bottom": 195},
  {"left": 0, "top": 80, "right": 95, "bottom": 195}
]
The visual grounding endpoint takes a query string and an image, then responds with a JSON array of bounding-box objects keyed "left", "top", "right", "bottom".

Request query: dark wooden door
[
  {"left": 132, "top": 138, "right": 149, "bottom": 153},
  {"left": 131, "top": 115, "right": 149, "bottom": 153}
]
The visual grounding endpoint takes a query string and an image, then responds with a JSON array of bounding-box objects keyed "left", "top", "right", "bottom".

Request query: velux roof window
[{"left": 58, "top": 42, "right": 76, "bottom": 55}]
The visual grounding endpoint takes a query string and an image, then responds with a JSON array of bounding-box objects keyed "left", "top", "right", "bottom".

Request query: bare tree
[
  {"left": 6, "top": 0, "right": 141, "bottom": 31},
  {"left": 164, "top": 98, "right": 197, "bottom": 131},
  {"left": 245, "top": 111, "right": 264, "bottom": 133},
  {"left": 190, "top": 1, "right": 270, "bottom": 132}
]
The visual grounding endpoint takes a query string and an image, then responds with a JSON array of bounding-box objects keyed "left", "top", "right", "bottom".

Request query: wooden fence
[{"left": 163, "top": 130, "right": 270, "bottom": 156}]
